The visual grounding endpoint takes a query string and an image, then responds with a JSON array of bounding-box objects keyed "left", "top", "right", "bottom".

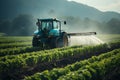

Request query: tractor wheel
[
  {"left": 49, "top": 37, "right": 62, "bottom": 48},
  {"left": 62, "top": 33, "right": 69, "bottom": 47},
  {"left": 32, "top": 37, "right": 42, "bottom": 47},
  {"left": 55, "top": 37, "right": 63, "bottom": 48},
  {"left": 50, "top": 33, "right": 68, "bottom": 48},
  {"left": 55, "top": 33, "right": 68, "bottom": 48}
]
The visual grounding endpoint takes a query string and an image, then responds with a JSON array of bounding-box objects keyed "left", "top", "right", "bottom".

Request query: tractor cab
[
  {"left": 35, "top": 18, "right": 61, "bottom": 37},
  {"left": 33, "top": 18, "right": 68, "bottom": 48}
]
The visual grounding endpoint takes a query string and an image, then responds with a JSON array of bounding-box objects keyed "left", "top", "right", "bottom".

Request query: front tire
[{"left": 32, "top": 36, "right": 42, "bottom": 47}]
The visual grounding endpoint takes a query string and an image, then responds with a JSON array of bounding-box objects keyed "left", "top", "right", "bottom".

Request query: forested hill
[
  {"left": 0, "top": 0, "right": 120, "bottom": 35},
  {"left": 0, "top": 0, "right": 120, "bottom": 21}
]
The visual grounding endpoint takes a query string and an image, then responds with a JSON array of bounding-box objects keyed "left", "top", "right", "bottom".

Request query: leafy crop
[
  {"left": 0, "top": 41, "right": 120, "bottom": 79},
  {"left": 25, "top": 48, "right": 120, "bottom": 80},
  {"left": 0, "top": 42, "right": 31, "bottom": 49},
  {"left": 0, "top": 47, "right": 42, "bottom": 57},
  {"left": 0, "top": 35, "right": 120, "bottom": 80}
]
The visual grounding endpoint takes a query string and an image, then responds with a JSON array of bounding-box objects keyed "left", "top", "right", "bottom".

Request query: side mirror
[
  {"left": 36, "top": 21, "right": 41, "bottom": 27},
  {"left": 64, "top": 21, "right": 66, "bottom": 24}
]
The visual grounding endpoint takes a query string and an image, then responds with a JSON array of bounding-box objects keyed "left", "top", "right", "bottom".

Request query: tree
[
  {"left": 12, "top": 14, "right": 36, "bottom": 35},
  {"left": 106, "top": 18, "right": 120, "bottom": 33},
  {"left": 0, "top": 20, "right": 12, "bottom": 34}
]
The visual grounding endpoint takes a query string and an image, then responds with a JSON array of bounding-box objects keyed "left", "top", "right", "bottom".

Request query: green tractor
[{"left": 32, "top": 18, "right": 96, "bottom": 48}]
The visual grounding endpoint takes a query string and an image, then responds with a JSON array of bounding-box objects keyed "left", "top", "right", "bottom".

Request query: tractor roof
[{"left": 38, "top": 18, "right": 60, "bottom": 22}]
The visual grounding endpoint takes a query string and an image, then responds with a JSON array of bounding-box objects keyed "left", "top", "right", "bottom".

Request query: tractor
[{"left": 32, "top": 18, "right": 96, "bottom": 48}]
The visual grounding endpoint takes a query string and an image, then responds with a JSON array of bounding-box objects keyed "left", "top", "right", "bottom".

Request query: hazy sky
[{"left": 68, "top": 0, "right": 120, "bottom": 13}]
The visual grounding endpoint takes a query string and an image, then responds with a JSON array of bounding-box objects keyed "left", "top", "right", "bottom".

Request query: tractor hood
[
  {"left": 49, "top": 29, "right": 60, "bottom": 36},
  {"left": 34, "top": 29, "right": 60, "bottom": 37}
]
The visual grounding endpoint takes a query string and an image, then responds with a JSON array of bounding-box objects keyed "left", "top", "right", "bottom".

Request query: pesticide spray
[{"left": 69, "top": 35, "right": 104, "bottom": 46}]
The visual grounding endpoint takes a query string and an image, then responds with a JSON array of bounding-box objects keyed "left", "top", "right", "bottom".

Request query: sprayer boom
[{"left": 67, "top": 32, "right": 96, "bottom": 36}]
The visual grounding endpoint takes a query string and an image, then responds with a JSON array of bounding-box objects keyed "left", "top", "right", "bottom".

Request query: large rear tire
[
  {"left": 49, "top": 33, "right": 69, "bottom": 48},
  {"left": 55, "top": 33, "right": 68, "bottom": 48},
  {"left": 62, "top": 33, "right": 68, "bottom": 47}
]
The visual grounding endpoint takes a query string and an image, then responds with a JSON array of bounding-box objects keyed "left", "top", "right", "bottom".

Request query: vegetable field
[{"left": 0, "top": 34, "right": 120, "bottom": 80}]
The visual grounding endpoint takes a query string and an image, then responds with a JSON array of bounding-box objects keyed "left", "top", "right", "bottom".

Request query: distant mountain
[{"left": 0, "top": 0, "right": 120, "bottom": 22}]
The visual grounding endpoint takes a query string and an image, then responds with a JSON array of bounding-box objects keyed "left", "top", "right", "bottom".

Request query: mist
[
  {"left": 69, "top": 36, "right": 104, "bottom": 46},
  {"left": 58, "top": 16, "right": 120, "bottom": 34}
]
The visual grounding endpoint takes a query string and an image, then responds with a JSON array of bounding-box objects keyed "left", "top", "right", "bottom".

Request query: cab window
[
  {"left": 53, "top": 21, "right": 60, "bottom": 29},
  {"left": 41, "top": 21, "right": 52, "bottom": 30}
]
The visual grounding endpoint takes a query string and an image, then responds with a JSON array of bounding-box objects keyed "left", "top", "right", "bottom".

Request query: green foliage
[
  {"left": 25, "top": 48, "right": 120, "bottom": 80},
  {"left": 0, "top": 36, "right": 120, "bottom": 80},
  {"left": 0, "top": 42, "right": 31, "bottom": 49},
  {"left": 58, "top": 49, "right": 120, "bottom": 80},
  {"left": 0, "top": 47, "right": 42, "bottom": 57},
  {"left": 0, "top": 36, "right": 32, "bottom": 44}
]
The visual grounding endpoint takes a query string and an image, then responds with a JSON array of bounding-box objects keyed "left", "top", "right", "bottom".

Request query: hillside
[{"left": 0, "top": 0, "right": 120, "bottom": 22}]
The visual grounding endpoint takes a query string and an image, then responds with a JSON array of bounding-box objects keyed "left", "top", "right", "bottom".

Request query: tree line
[
  {"left": 0, "top": 14, "right": 36, "bottom": 36},
  {"left": 0, "top": 14, "right": 120, "bottom": 36}
]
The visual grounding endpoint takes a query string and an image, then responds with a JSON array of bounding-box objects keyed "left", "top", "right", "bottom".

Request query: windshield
[
  {"left": 41, "top": 21, "right": 52, "bottom": 31},
  {"left": 53, "top": 21, "right": 60, "bottom": 29}
]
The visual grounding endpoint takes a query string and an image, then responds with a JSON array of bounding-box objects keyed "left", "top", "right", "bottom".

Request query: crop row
[
  {"left": 0, "top": 40, "right": 31, "bottom": 44},
  {"left": 0, "top": 46, "right": 41, "bottom": 57},
  {"left": 0, "top": 36, "right": 32, "bottom": 44},
  {"left": 0, "top": 45, "right": 82, "bottom": 61},
  {"left": 0, "top": 36, "right": 32, "bottom": 40},
  {"left": 0, "top": 42, "right": 31, "bottom": 49},
  {"left": 25, "top": 48, "right": 120, "bottom": 80},
  {"left": 0, "top": 41, "right": 120, "bottom": 79},
  {"left": 0, "top": 45, "right": 82, "bottom": 57},
  {"left": 58, "top": 50, "right": 120, "bottom": 80}
]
